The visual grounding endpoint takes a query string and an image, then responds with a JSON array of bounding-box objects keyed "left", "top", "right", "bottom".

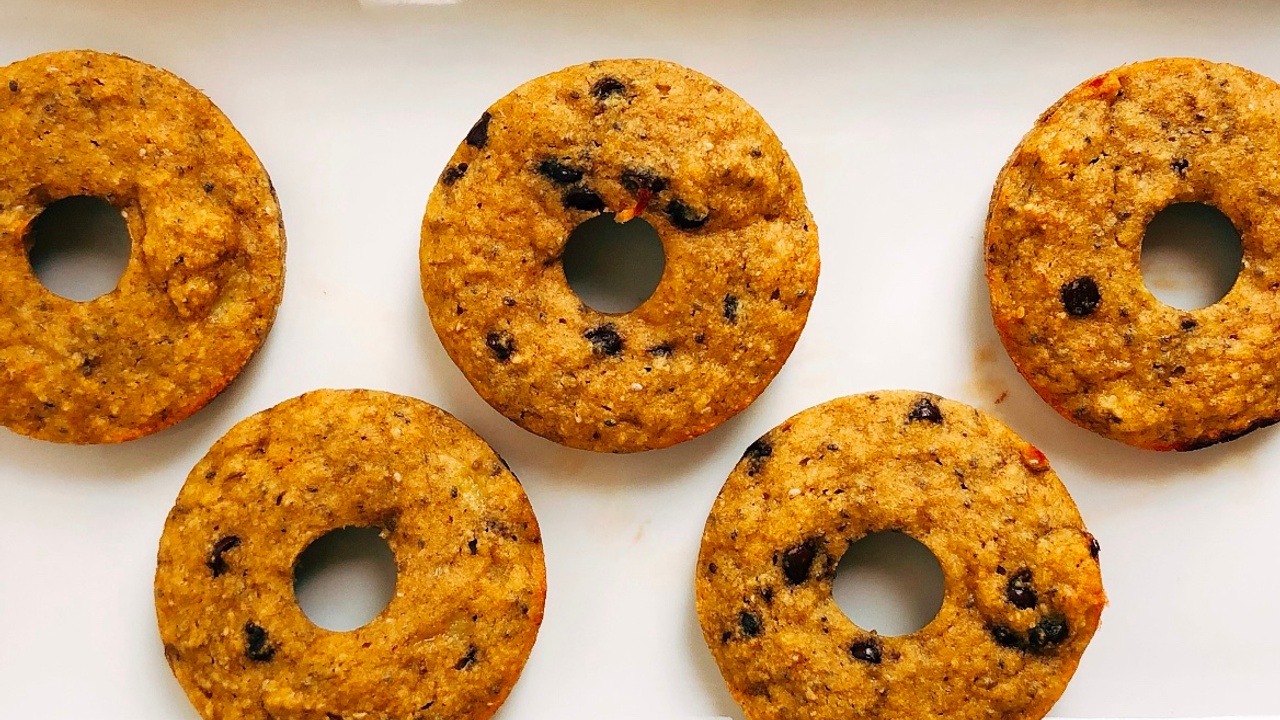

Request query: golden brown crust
[
  {"left": 421, "top": 59, "right": 819, "bottom": 453},
  {"left": 0, "top": 50, "right": 285, "bottom": 443},
  {"left": 696, "top": 391, "right": 1105, "bottom": 720},
  {"left": 985, "top": 58, "right": 1280, "bottom": 450},
  {"left": 155, "top": 389, "right": 546, "bottom": 720}
]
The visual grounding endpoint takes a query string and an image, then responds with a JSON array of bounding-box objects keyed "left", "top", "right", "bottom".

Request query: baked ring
[
  {"left": 986, "top": 58, "right": 1280, "bottom": 449},
  {"left": 421, "top": 59, "right": 819, "bottom": 452},
  {"left": 696, "top": 391, "right": 1105, "bottom": 720},
  {"left": 154, "top": 389, "right": 545, "bottom": 720},
  {"left": 0, "top": 50, "right": 284, "bottom": 443}
]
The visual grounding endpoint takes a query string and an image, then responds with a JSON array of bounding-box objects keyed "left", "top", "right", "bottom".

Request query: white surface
[{"left": 2, "top": 1, "right": 1280, "bottom": 718}]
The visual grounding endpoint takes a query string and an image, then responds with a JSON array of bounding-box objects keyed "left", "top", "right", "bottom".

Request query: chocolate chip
[
  {"left": 647, "top": 342, "right": 673, "bottom": 358},
  {"left": 621, "top": 169, "right": 667, "bottom": 194},
  {"left": 849, "top": 638, "right": 883, "bottom": 664},
  {"left": 1028, "top": 616, "right": 1069, "bottom": 651},
  {"left": 537, "top": 159, "right": 583, "bottom": 185},
  {"left": 485, "top": 330, "right": 516, "bottom": 362},
  {"left": 781, "top": 539, "right": 818, "bottom": 585},
  {"left": 907, "top": 397, "right": 943, "bottom": 424},
  {"left": 468, "top": 538, "right": 478, "bottom": 555},
  {"left": 665, "top": 199, "right": 709, "bottom": 230},
  {"left": 739, "top": 611, "right": 763, "bottom": 637},
  {"left": 585, "top": 324, "right": 623, "bottom": 356},
  {"left": 563, "top": 188, "right": 606, "bottom": 213},
  {"left": 723, "top": 294, "right": 739, "bottom": 324},
  {"left": 1181, "top": 317, "right": 1198, "bottom": 331},
  {"left": 465, "top": 112, "right": 491, "bottom": 149},
  {"left": 207, "top": 535, "right": 242, "bottom": 577},
  {"left": 244, "top": 622, "right": 276, "bottom": 662},
  {"left": 742, "top": 437, "right": 772, "bottom": 475},
  {"left": 8, "top": 80, "right": 18, "bottom": 93},
  {"left": 1060, "top": 276, "right": 1101, "bottom": 317},
  {"left": 989, "top": 624, "right": 1022, "bottom": 649},
  {"left": 454, "top": 645, "right": 478, "bottom": 670},
  {"left": 1086, "top": 533, "right": 1101, "bottom": 559},
  {"left": 720, "top": 630, "right": 732, "bottom": 644},
  {"left": 1171, "top": 158, "right": 1189, "bottom": 175},
  {"left": 80, "top": 355, "right": 100, "bottom": 377},
  {"left": 202, "top": 181, "right": 215, "bottom": 194},
  {"left": 441, "top": 163, "right": 469, "bottom": 186},
  {"left": 1005, "top": 568, "right": 1038, "bottom": 609},
  {"left": 707, "top": 562, "right": 718, "bottom": 575},
  {"left": 591, "top": 76, "right": 626, "bottom": 99}
]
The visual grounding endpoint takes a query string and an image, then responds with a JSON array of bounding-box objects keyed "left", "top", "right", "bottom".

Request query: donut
[
  {"left": 985, "top": 58, "right": 1280, "bottom": 450},
  {"left": 0, "top": 50, "right": 285, "bottom": 443},
  {"left": 420, "top": 59, "right": 819, "bottom": 453},
  {"left": 154, "top": 389, "right": 546, "bottom": 720},
  {"left": 696, "top": 391, "right": 1105, "bottom": 720}
]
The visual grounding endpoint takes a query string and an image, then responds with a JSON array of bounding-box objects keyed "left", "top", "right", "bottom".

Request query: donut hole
[
  {"left": 24, "top": 196, "right": 132, "bottom": 302},
  {"left": 1140, "top": 202, "right": 1243, "bottom": 310},
  {"left": 832, "top": 531, "right": 945, "bottom": 637},
  {"left": 293, "top": 526, "right": 397, "bottom": 632},
  {"left": 562, "top": 213, "right": 665, "bottom": 313}
]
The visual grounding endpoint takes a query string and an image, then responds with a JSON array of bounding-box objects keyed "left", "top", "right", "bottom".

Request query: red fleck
[{"left": 1020, "top": 444, "right": 1050, "bottom": 473}]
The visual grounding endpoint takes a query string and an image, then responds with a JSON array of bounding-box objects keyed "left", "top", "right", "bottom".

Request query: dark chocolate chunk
[
  {"left": 465, "top": 112, "right": 492, "bottom": 149},
  {"left": 665, "top": 199, "right": 709, "bottom": 230},
  {"left": 742, "top": 437, "right": 772, "bottom": 475},
  {"left": 723, "top": 294, "right": 739, "bottom": 324},
  {"left": 468, "top": 538, "right": 478, "bottom": 555},
  {"left": 244, "top": 622, "right": 276, "bottom": 662},
  {"left": 563, "top": 188, "right": 606, "bottom": 213},
  {"left": 647, "top": 342, "right": 674, "bottom": 358},
  {"left": 781, "top": 539, "right": 818, "bottom": 585},
  {"left": 1086, "top": 533, "right": 1101, "bottom": 559},
  {"left": 1005, "top": 568, "right": 1038, "bottom": 609},
  {"left": 80, "top": 355, "right": 100, "bottom": 378},
  {"left": 1028, "top": 616, "right": 1069, "bottom": 651},
  {"left": 454, "top": 645, "right": 478, "bottom": 670},
  {"left": 989, "top": 624, "right": 1022, "bottom": 649},
  {"left": 707, "top": 562, "right": 718, "bottom": 575},
  {"left": 207, "top": 535, "right": 242, "bottom": 577},
  {"left": 537, "top": 159, "right": 583, "bottom": 185},
  {"left": 8, "top": 80, "right": 18, "bottom": 93},
  {"left": 739, "top": 611, "right": 763, "bottom": 637},
  {"left": 441, "top": 163, "right": 469, "bottom": 186},
  {"left": 907, "top": 397, "right": 943, "bottom": 424},
  {"left": 485, "top": 330, "right": 516, "bottom": 362},
  {"left": 1060, "top": 276, "right": 1101, "bottom": 317},
  {"left": 849, "top": 638, "right": 883, "bottom": 664},
  {"left": 1171, "top": 158, "right": 1189, "bottom": 175},
  {"left": 620, "top": 169, "right": 667, "bottom": 194},
  {"left": 591, "top": 76, "right": 626, "bottom": 99},
  {"left": 585, "top": 324, "right": 624, "bottom": 356}
]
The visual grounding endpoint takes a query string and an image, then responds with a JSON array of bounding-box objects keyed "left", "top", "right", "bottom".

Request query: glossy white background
[{"left": 2, "top": 1, "right": 1279, "bottom": 718}]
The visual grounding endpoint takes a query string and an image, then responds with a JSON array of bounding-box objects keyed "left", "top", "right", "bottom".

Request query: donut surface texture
[
  {"left": 0, "top": 50, "right": 285, "bottom": 443},
  {"left": 696, "top": 391, "right": 1105, "bottom": 720},
  {"left": 421, "top": 58, "right": 819, "bottom": 453},
  {"left": 155, "top": 389, "right": 546, "bottom": 720},
  {"left": 986, "top": 58, "right": 1280, "bottom": 450}
]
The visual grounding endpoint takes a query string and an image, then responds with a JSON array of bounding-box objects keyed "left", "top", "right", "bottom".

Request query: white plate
[{"left": 2, "top": 1, "right": 1278, "bottom": 718}]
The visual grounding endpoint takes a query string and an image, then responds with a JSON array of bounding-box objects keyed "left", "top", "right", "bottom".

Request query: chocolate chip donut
[
  {"left": 421, "top": 59, "right": 819, "bottom": 452},
  {"left": 155, "top": 389, "right": 545, "bottom": 720},
  {"left": 0, "top": 50, "right": 285, "bottom": 444},
  {"left": 696, "top": 391, "right": 1105, "bottom": 720},
  {"left": 986, "top": 58, "right": 1280, "bottom": 449}
]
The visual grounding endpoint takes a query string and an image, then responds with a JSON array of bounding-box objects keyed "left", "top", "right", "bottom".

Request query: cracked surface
[
  {"left": 0, "top": 50, "right": 285, "bottom": 443},
  {"left": 155, "top": 389, "right": 546, "bottom": 720},
  {"left": 696, "top": 391, "right": 1105, "bottom": 720},
  {"left": 421, "top": 59, "right": 819, "bottom": 452},
  {"left": 986, "top": 58, "right": 1280, "bottom": 450}
]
